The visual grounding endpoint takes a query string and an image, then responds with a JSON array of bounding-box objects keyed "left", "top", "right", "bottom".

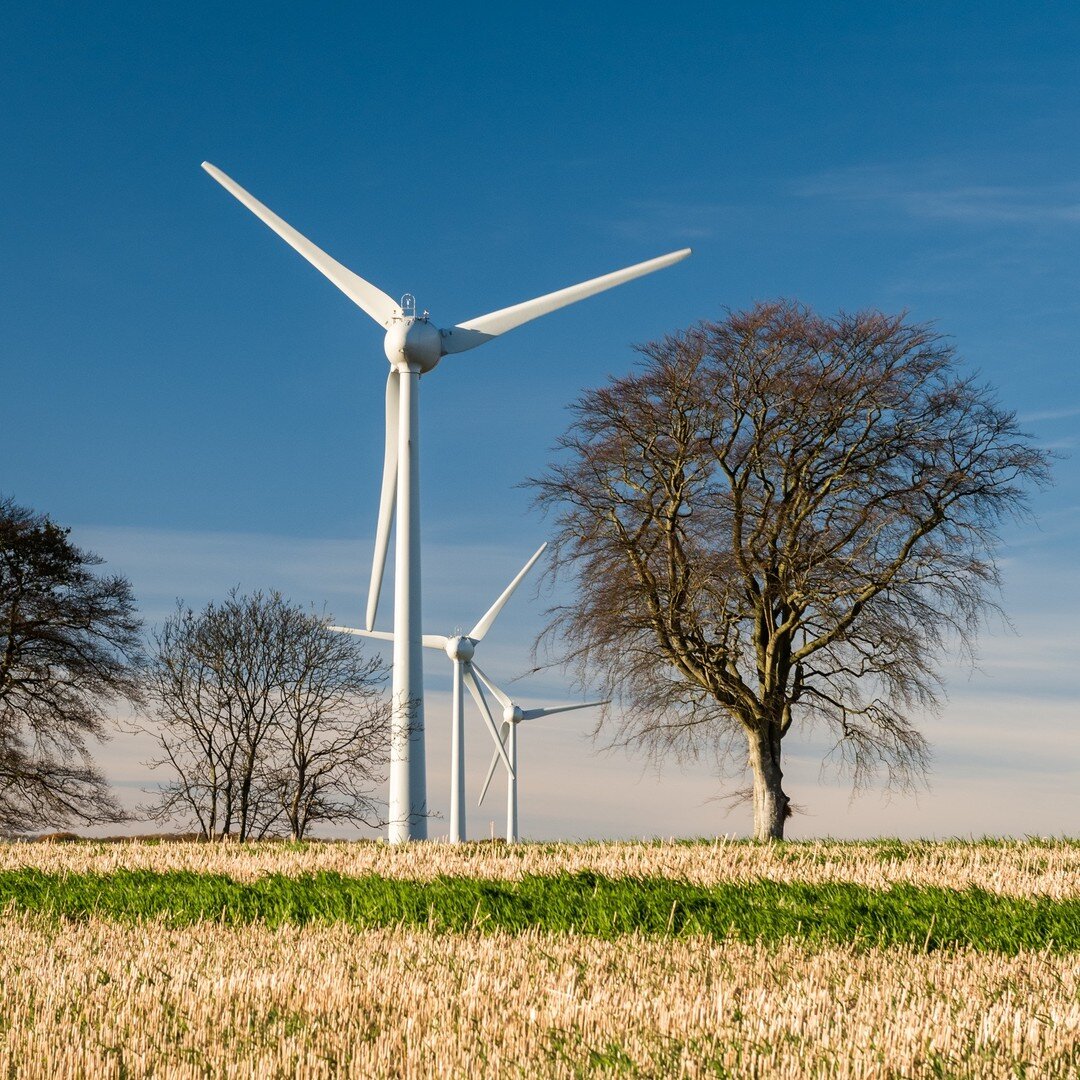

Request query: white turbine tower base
[
  {"left": 202, "top": 161, "right": 690, "bottom": 842},
  {"left": 474, "top": 669, "right": 608, "bottom": 843},
  {"left": 331, "top": 543, "right": 546, "bottom": 842}
]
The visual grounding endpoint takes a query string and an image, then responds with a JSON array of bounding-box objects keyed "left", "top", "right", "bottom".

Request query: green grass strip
[{"left": 1, "top": 869, "right": 1078, "bottom": 953}]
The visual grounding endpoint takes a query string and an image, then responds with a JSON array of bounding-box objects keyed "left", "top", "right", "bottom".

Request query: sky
[{"left": 2, "top": 2, "right": 1077, "bottom": 840}]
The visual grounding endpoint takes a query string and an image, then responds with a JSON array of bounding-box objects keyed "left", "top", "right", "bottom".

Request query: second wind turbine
[{"left": 202, "top": 162, "right": 690, "bottom": 842}]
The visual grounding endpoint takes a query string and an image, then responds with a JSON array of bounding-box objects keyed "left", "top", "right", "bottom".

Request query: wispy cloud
[
  {"left": 797, "top": 165, "right": 1080, "bottom": 226},
  {"left": 72, "top": 523, "right": 556, "bottom": 634},
  {"left": 602, "top": 199, "right": 738, "bottom": 243},
  {"left": 1019, "top": 405, "right": 1080, "bottom": 423}
]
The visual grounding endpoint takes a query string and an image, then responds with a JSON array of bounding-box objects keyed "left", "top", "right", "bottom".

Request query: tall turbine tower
[{"left": 202, "top": 162, "right": 690, "bottom": 842}]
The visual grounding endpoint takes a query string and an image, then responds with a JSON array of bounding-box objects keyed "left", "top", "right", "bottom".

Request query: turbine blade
[
  {"left": 470, "top": 662, "right": 512, "bottom": 711},
  {"left": 477, "top": 723, "right": 510, "bottom": 806},
  {"left": 438, "top": 326, "right": 493, "bottom": 354},
  {"left": 330, "top": 626, "right": 447, "bottom": 650},
  {"left": 328, "top": 626, "right": 394, "bottom": 642},
  {"left": 467, "top": 543, "right": 547, "bottom": 642},
  {"left": 202, "top": 162, "right": 399, "bottom": 326},
  {"left": 440, "top": 248, "right": 691, "bottom": 354},
  {"left": 463, "top": 666, "right": 515, "bottom": 779},
  {"left": 366, "top": 371, "right": 399, "bottom": 630},
  {"left": 521, "top": 700, "right": 610, "bottom": 721}
]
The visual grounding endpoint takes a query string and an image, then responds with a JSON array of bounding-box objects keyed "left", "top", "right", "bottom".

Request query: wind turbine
[
  {"left": 331, "top": 543, "right": 546, "bottom": 842},
  {"left": 202, "top": 161, "right": 690, "bottom": 842},
  {"left": 474, "top": 668, "right": 608, "bottom": 843}
]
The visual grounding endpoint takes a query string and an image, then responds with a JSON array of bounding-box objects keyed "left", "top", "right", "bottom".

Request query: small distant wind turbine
[
  {"left": 331, "top": 543, "right": 547, "bottom": 842},
  {"left": 202, "top": 161, "right": 690, "bottom": 842},
  {"left": 474, "top": 668, "right": 608, "bottom": 843}
]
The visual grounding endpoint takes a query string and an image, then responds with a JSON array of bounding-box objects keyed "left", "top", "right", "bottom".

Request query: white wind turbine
[
  {"left": 330, "top": 543, "right": 546, "bottom": 843},
  {"left": 202, "top": 161, "right": 690, "bottom": 842},
  {"left": 474, "top": 668, "right": 608, "bottom": 843}
]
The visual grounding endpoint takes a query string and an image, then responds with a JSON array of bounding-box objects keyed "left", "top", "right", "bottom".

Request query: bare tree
[
  {"left": 531, "top": 303, "right": 1051, "bottom": 839},
  {"left": 142, "top": 590, "right": 388, "bottom": 840},
  {"left": 141, "top": 603, "right": 242, "bottom": 839},
  {"left": 270, "top": 607, "right": 390, "bottom": 839},
  {"left": 0, "top": 495, "right": 142, "bottom": 833}
]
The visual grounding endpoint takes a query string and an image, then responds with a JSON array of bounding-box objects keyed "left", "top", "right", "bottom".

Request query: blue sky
[{"left": 2, "top": 2, "right": 1077, "bottom": 839}]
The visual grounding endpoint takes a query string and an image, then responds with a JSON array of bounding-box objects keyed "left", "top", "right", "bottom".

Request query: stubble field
[{"left": 0, "top": 837, "right": 1077, "bottom": 1078}]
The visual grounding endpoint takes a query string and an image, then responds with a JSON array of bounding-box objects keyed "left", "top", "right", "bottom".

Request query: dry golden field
[
  {"left": 0, "top": 914, "right": 1076, "bottom": 1078},
  {"left": 2, "top": 835, "right": 1077, "bottom": 897},
  {"left": 1, "top": 839, "right": 1077, "bottom": 1078}
]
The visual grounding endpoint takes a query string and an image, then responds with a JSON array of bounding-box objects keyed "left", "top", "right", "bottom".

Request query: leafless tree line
[
  {"left": 1, "top": 494, "right": 391, "bottom": 840},
  {"left": 1, "top": 299, "right": 1052, "bottom": 842}
]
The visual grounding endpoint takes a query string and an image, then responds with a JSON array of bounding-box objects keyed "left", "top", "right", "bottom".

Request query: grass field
[{"left": 1, "top": 838, "right": 1077, "bottom": 1078}]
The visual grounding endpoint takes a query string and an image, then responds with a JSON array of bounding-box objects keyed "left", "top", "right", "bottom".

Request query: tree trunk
[
  {"left": 289, "top": 762, "right": 304, "bottom": 842},
  {"left": 746, "top": 723, "right": 790, "bottom": 840}
]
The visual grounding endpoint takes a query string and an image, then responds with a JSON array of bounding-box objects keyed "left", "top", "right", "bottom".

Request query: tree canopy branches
[
  {"left": 142, "top": 590, "right": 391, "bottom": 840},
  {"left": 531, "top": 302, "right": 1050, "bottom": 838},
  {"left": 0, "top": 496, "right": 142, "bottom": 832}
]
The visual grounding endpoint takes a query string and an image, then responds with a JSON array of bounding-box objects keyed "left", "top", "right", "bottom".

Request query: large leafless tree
[
  {"left": 0, "top": 495, "right": 142, "bottom": 833},
  {"left": 142, "top": 590, "right": 390, "bottom": 840},
  {"left": 531, "top": 303, "right": 1050, "bottom": 839}
]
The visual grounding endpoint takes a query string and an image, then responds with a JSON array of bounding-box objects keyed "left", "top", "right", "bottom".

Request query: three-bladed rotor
[
  {"left": 202, "top": 161, "right": 689, "bottom": 842},
  {"left": 201, "top": 161, "right": 691, "bottom": 633},
  {"left": 332, "top": 542, "right": 548, "bottom": 841},
  {"left": 330, "top": 541, "right": 548, "bottom": 784},
  {"left": 473, "top": 666, "right": 608, "bottom": 842}
]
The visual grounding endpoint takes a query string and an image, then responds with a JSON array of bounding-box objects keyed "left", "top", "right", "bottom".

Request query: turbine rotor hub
[
  {"left": 503, "top": 704, "right": 524, "bottom": 724},
  {"left": 445, "top": 635, "right": 475, "bottom": 662},
  {"left": 384, "top": 313, "right": 443, "bottom": 373}
]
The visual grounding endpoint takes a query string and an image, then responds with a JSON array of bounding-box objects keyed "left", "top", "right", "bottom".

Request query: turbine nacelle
[{"left": 383, "top": 315, "right": 443, "bottom": 373}]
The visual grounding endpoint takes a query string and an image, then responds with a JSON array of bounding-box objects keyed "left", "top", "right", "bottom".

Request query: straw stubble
[
  {"left": 2, "top": 837, "right": 1078, "bottom": 897},
  {"left": 0, "top": 914, "right": 1076, "bottom": 1078}
]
